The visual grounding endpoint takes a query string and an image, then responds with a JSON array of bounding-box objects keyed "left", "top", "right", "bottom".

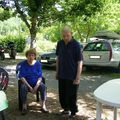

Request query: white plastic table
[{"left": 94, "top": 79, "right": 120, "bottom": 120}]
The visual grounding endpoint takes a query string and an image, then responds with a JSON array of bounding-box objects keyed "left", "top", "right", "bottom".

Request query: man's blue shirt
[
  {"left": 56, "top": 39, "right": 83, "bottom": 80},
  {"left": 19, "top": 60, "right": 42, "bottom": 86}
]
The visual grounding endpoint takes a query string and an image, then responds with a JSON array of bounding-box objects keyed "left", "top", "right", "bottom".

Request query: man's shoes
[
  {"left": 21, "top": 109, "right": 28, "bottom": 115},
  {"left": 61, "top": 110, "right": 70, "bottom": 115},
  {"left": 40, "top": 108, "right": 49, "bottom": 113},
  {"left": 69, "top": 112, "right": 76, "bottom": 119}
]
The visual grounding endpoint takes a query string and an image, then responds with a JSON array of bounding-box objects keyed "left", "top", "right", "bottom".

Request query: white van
[{"left": 83, "top": 39, "right": 120, "bottom": 71}]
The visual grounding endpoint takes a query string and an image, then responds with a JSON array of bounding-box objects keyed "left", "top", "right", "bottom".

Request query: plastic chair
[
  {"left": 0, "top": 67, "right": 9, "bottom": 120},
  {"left": 0, "top": 68, "right": 9, "bottom": 90},
  {"left": 16, "top": 62, "right": 46, "bottom": 111}
]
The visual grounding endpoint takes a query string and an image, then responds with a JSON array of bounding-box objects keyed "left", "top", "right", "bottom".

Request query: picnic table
[{"left": 94, "top": 79, "right": 120, "bottom": 120}]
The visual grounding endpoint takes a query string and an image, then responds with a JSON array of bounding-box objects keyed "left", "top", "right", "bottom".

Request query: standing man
[{"left": 56, "top": 26, "right": 83, "bottom": 118}]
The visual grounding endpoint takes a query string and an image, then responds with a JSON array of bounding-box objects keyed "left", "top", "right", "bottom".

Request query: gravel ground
[{"left": 0, "top": 55, "right": 120, "bottom": 120}]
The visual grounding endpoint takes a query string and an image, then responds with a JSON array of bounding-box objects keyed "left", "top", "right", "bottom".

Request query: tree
[
  {"left": 59, "top": 0, "right": 104, "bottom": 20},
  {"left": 57, "top": 0, "right": 104, "bottom": 42},
  {"left": 13, "top": 0, "right": 105, "bottom": 48},
  {"left": 0, "top": 8, "right": 12, "bottom": 21},
  {"left": 0, "top": 0, "right": 104, "bottom": 48},
  {"left": 13, "top": 0, "right": 61, "bottom": 48}
]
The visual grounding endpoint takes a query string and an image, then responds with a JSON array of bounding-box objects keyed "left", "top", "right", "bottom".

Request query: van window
[
  {"left": 101, "top": 42, "right": 110, "bottom": 51},
  {"left": 84, "top": 43, "right": 96, "bottom": 51},
  {"left": 84, "top": 42, "right": 110, "bottom": 51},
  {"left": 112, "top": 42, "right": 120, "bottom": 51}
]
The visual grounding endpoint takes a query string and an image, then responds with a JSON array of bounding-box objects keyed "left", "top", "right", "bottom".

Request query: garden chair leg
[
  {"left": 18, "top": 80, "right": 22, "bottom": 111},
  {"left": 114, "top": 107, "right": 117, "bottom": 120},
  {"left": 36, "top": 91, "right": 40, "bottom": 102},
  {"left": 0, "top": 111, "right": 5, "bottom": 120},
  {"left": 96, "top": 102, "right": 102, "bottom": 120}
]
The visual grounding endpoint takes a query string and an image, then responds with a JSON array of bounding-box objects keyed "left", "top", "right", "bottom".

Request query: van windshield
[{"left": 112, "top": 42, "right": 120, "bottom": 51}]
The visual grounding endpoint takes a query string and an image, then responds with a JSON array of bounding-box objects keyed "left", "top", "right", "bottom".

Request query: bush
[
  {"left": 0, "top": 35, "right": 26, "bottom": 52},
  {"left": 36, "top": 34, "right": 56, "bottom": 53},
  {"left": 23, "top": 34, "right": 56, "bottom": 54},
  {"left": 0, "top": 8, "right": 12, "bottom": 21}
]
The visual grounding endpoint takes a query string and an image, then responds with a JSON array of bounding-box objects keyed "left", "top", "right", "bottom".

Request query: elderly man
[{"left": 56, "top": 26, "right": 83, "bottom": 118}]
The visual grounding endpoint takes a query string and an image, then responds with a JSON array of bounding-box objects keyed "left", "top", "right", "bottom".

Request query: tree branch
[{"left": 14, "top": 0, "right": 30, "bottom": 29}]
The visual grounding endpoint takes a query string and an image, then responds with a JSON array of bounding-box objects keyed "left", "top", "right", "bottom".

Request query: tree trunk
[
  {"left": 29, "top": 16, "right": 37, "bottom": 49},
  {"left": 14, "top": 0, "right": 38, "bottom": 49},
  {"left": 30, "top": 29, "right": 37, "bottom": 48},
  {"left": 86, "top": 24, "right": 91, "bottom": 42}
]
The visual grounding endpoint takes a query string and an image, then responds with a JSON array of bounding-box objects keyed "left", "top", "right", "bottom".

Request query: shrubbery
[
  {"left": 36, "top": 40, "right": 56, "bottom": 53},
  {"left": 24, "top": 34, "right": 56, "bottom": 54},
  {"left": 0, "top": 34, "right": 56, "bottom": 53},
  {"left": 0, "top": 8, "right": 12, "bottom": 21},
  {"left": 0, "top": 35, "right": 26, "bottom": 52}
]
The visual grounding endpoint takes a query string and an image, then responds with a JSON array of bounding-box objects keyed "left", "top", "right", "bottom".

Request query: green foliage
[
  {"left": 0, "top": 8, "right": 12, "bottom": 21},
  {"left": 13, "top": 0, "right": 62, "bottom": 48},
  {"left": 0, "top": 17, "right": 28, "bottom": 35},
  {"left": 13, "top": 0, "right": 104, "bottom": 48},
  {"left": 39, "top": 24, "right": 62, "bottom": 42},
  {"left": 24, "top": 34, "right": 56, "bottom": 53},
  {"left": 57, "top": 0, "right": 120, "bottom": 42},
  {"left": 71, "top": 0, "right": 103, "bottom": 17},
  {"left": 58, "top": 0, "right": 104, "bottom": 22},
  {"left": 0, "top": 0, "right": 120, "bottom": 50},
  {"left": 0, "top": 35, "right": 26, "bottom": 52},
  {"left": 100, "top": 1, "right": 120, "bottom": 31},
  {"left": 36, "top": 40, "right": 56, "bottom": 53},
  {"left": 0, "top": 16, "right": 27, "bottom": 52}
]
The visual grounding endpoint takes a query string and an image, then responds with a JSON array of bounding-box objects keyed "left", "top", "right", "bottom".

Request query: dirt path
[{"left": 0, "top": 57, "right": 120, "bottom": 120}]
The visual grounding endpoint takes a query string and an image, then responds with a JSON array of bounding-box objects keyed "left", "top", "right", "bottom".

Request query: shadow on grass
[{"left": 5, "top": 86, "right": 89, "bottom": 120}]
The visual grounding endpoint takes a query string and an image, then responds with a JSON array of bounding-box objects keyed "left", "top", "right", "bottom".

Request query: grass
[{"left": 109, "top": 73, "right": 120, "bottom": 78}]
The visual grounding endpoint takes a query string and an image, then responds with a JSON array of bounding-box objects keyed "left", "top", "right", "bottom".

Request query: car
[
  {"left": 38, "top": 49, "right": 56, "bottom": 67},
  {"left": 83, "top": 39, "right": 120, "bottom": 71},
  {"left": 38, "top": 43, "right": 85, "bottom": 67}
]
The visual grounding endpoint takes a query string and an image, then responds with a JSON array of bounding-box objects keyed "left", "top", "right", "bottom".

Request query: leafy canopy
[{"left": 0, "top": 8, "right": 12, "bottom": 21}]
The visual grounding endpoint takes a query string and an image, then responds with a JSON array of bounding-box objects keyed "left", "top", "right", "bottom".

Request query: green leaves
[
  {"left": 0, "top": 8, "right": 12, "bottom": 21},
  {"left": 63, "top": 0, "right": 103, "bottom": 18}
]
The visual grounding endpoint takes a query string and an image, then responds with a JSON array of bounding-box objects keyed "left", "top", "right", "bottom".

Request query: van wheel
[
  {"left": 1, "top": 53, "right": 5, "bottom": 60},
  {"left": 85, "top": 66, "right": 93, "bottom": 71},
  {"left": 117, "top": 64, "right": 120, "bottom": 73}
]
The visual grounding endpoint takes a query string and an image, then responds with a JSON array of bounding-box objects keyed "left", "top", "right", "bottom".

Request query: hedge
[{"left": 0, "top": 35, "right": 26, "bottom": 52}]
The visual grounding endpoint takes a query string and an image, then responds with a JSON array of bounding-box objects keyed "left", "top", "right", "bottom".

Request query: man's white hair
[{"left": 61, "top": 26, "right": 72, "bottom": 33}]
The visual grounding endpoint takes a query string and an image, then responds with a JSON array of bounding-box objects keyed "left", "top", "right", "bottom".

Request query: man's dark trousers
[{"left": 58, "top": 79, "right": 79, "bottom": 114}]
